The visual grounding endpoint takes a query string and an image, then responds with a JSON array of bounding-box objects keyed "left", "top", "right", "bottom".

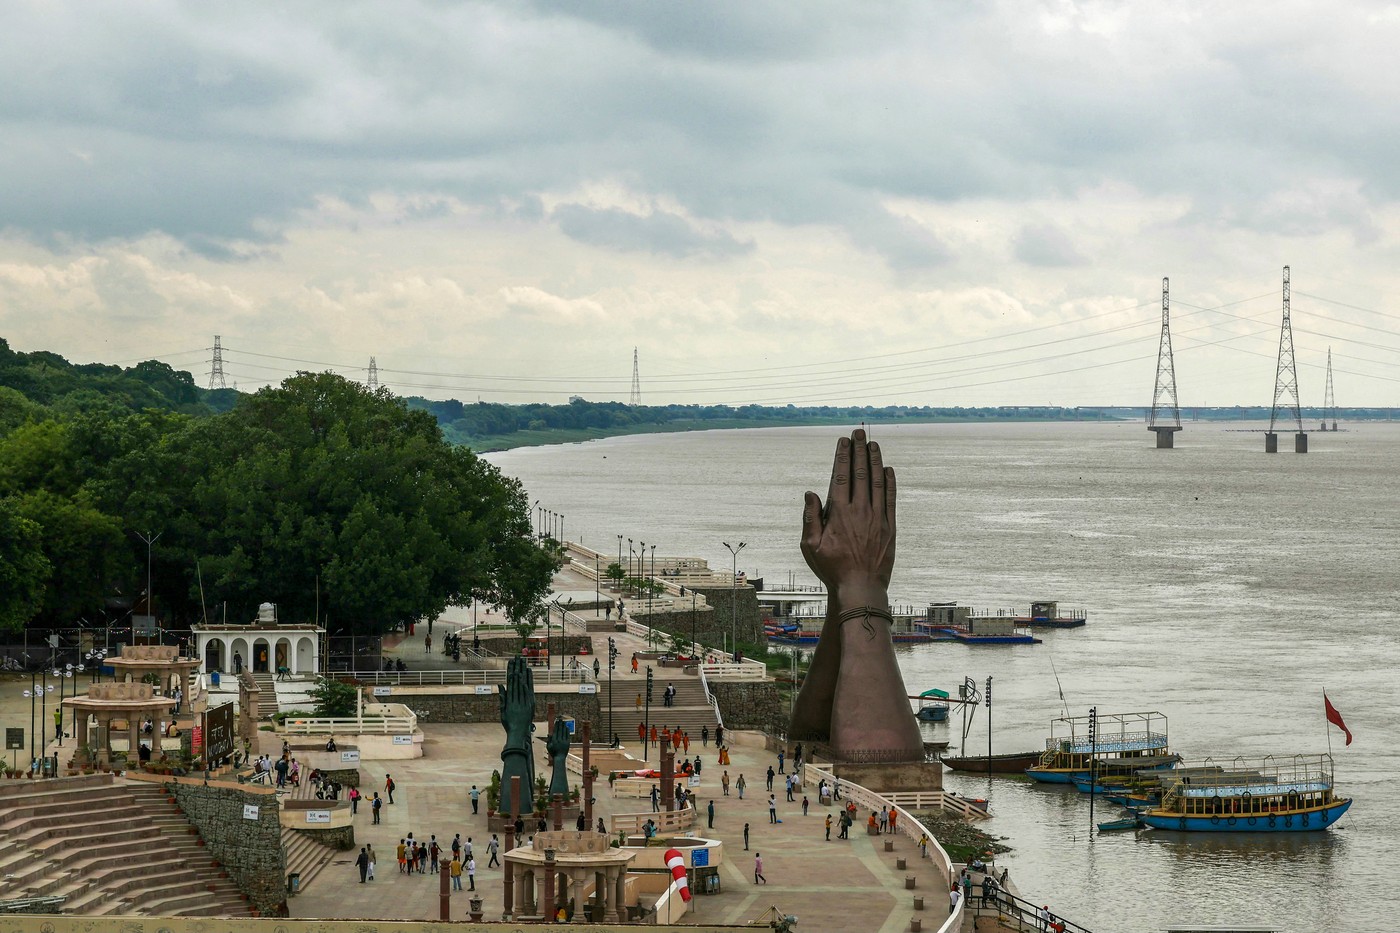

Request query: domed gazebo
[
  {"left": 106, "top": 645, "right": 205, "bottom": 714},
  {"left": 62, "top": 682, "right": 176, "bottom": 768}
]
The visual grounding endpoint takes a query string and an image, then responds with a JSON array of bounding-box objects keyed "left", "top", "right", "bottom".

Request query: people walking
[
  {"left": 631, "top": 654, "right": 638, "bottom": 674},
  {"left": 777, "top": 750, "right": 785, "bottom": 774},
  {"left": 736, "top": 774, "right": 746, "bottom": 799},
  {"left": 355, "top": 847, "right": 369, "bottom": 883},
  {"left": 651, "top": 784, "right": 660, "bottom": 813},
  {"left": 488, "top": 835, "right": 500, "bottom": 868},
  {"left": 707, "top": 799, "right": 715, "bottom": 829},
  {"left": 949, "top": 886, "right": 962, "bottom": 915},
  {"left": 467, "top": 855, "right": 476, "bottom": 891},
  {"left": 349, "top": 786, "right": 360, "bottom": 814},
  {"left": 722, "top": 771, "right": 730, "bottom": 795},
  {"left": 743, "top": 823, "right": 750, "bottom": 850},
  {"left": 450, "top": 855, "right": 463, "bottom": 890},
  {"left": 768, "top": 794, "right": 777, "bottom": 824},
  {"left": 366, "top": 844, "right": 376, "bottom": 881},
  {"left": 701, "top": 725, "right": 709, "bottom": 746},
  {"left": 888, "top": 808, "right": 897, "bottom": 834},
  {"left": 825, "top": 814, "right": 832, "bottom": 840},
  {"left": 470, "top": 784, "right": 480, "bottom": 814},
  {"left": 397, "top": 839, "right": 408, "bottom": 873},
  {"left": 754, "top": 852, "right": 766, "bottom": 885},
  {"left": 766, "top": 766, "right": 775, "bottom": 791},
  {"left": 429, "top": 836, "right": 441, "bottom": 874},
  {"left": 715, "top": 725, "right": 723, "bottom": 747},
  {"left": 386, "top": 773, "right": 395, "bottom": 803},
  {"left": 802, "top": 795, "right": 810, "bottom": 816}
]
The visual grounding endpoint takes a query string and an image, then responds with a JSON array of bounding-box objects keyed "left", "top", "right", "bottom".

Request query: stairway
[
  {"left": 602, "top": 678, "right": 719, "bottom": 750},
  {"left": 280, "top": 826, "right": 338, "bottom": 894},
  {"left": 0, "top": 774, "right": 253, "bottom": 917},
  {"left": 251, "top": 672, "right": 280, "bottom": 720}
]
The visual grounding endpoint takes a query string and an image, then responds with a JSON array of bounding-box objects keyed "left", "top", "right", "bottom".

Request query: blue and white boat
[
  {"left": 915, "top": 688, "right": 950, "bottom": 722},
  {"left": 1026, "top": 711, "right": 1172, "bottom": 784},
  {"left": 1139, "top": 754, "right": 1352, "bottom": 832}
]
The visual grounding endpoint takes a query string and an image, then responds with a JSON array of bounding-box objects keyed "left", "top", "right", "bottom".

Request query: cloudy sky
[{"left": 3, "top": 0, "right": 1400, "bottom": 407}]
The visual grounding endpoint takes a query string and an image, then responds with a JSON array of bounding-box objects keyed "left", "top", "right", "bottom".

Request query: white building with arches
[{"left": 191, "top": 619, "right": 326, "bottom": 678}]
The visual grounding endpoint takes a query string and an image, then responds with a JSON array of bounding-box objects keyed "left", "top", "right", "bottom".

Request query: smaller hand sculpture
[
  {"left": 546, "top": 717, "right": 572, "bottom": 797},
  {"left": 499, "top": 657, "right": 537, "bottom": 754}
]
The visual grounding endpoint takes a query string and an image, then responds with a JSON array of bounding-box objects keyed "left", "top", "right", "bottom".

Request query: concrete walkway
[{"left": 281, "top": 721, "right": 956, "bottom": 931}]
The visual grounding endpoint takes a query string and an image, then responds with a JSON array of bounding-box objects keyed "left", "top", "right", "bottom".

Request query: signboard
[
  {"left": 690, "top": 848, "right": 709, "bottom": 868},
  {"left": 242, "top": 804, "right": 260, "bottom": 820},
  {"left": 340, "top": 750, "right": 361, "bottom": 763},
  {"left": 372, "top": 686, "right": 392, "bottom": 697},
  {"left": 474, "top": 685, "right": 494, "bottom": 695},
  {"left": 577, "top": 683, "right": 597, "bottom": 694},
  {"left": 5, "top": 728, "right": 22, "bottom": 751},
  {"left": 191, "top": 725, "right": 203, "bottom": 753},
  {"left": 203, "top": 697, "right": 235, "bottom": 762},
  {"left": 687, "top": 775, "right": 701, "bottom": 787},
  {"left": 204, "top": 702, "right": 236, "bottom": 764},
  {"left": 132, "top": 614, "right": 157, "bottom": 636},
  {"left": 392, "top": 735, "right": 413, "bottom": 746},
  {"left": 305, "top": 810, "right": 332, "bottom": 824}
]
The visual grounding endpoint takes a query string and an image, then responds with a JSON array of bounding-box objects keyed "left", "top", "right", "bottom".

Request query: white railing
[
  {"left": 883, "top": 790, "right": 990, "bottom": 821},
  {"left": 697, "top": 664, "right": 725, "bottom": 732},
  {"left": 805, "top": 764, "right": 963, "bottom": 933},
  {"left": 610, "top": 801, "right": 695, "bottom": 835},
  {"left": 699, "top": 662, "right": 767, "bottom": 681},
  {"left": 278, "top": 712, "right": 418, "bottom": 735},
  {"left": 337, "top": 668, "right": 593, "bottom": 686}
]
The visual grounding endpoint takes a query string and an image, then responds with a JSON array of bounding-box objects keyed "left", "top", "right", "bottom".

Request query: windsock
[{"left": 664, "top": 848, "right": 692, "bottom": 902}]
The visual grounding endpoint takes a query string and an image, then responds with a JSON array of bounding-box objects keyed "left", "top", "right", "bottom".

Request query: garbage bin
[
  {"left": 287, "top": 871, "right": 301, "bottom": 894},
  {"left": 211, "top": 671, "right": 221, "bottom": 688}
]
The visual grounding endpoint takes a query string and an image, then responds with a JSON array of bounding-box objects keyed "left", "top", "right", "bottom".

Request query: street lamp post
[
  {"left": 649, "top": 545, "right": 656, "bottom": 619},
  {"left": 722, "top": 542, "right": 746, "bottom": 659},
  {"left": 136, "top": 531, "right": 162, "bottom": 644},
  {"left": 691, "top": 593, "right": 698, "bottom": 659},
  {"left": 627, "top": 538, "right": 633, "bottom": 581}
]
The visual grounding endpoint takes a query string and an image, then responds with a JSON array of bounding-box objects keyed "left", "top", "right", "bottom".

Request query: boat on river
[
  {"left": 1026, "top": 711, "right": 1172, "bottom": 784},
  {"left": 941, "top": 750, "right": 1044, "bottom": 773},
  {"left": 1096, "top": 813, "right": 1143, "bottom": 832},
  {"left": 1139, "top": 754, "right": 1351, "bottom": 832},
  {"left": 915, "top": 688, "right": 950, "bottom": 722}
]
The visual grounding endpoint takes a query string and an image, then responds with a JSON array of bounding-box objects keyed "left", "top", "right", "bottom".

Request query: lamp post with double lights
[
  {"left": 648, "top": 545, "right": 656, "bottom": 619},
  {"left": 722, "top": 541, "right": 746, "bottom": 658}
]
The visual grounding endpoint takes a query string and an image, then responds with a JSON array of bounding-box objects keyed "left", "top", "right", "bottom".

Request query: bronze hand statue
[
  {"left": 789, "top": 428, "right": 924, "bottom": 761},
  {"left": 546, "top": 716, "right": 572, "bottom": 799},
  {"left": 498, "top": 655, "right": 537, "bottom": 815}
]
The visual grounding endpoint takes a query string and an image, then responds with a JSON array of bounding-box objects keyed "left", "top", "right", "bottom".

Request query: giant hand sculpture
[
  {"left": 788, "top": 428, "right": 924, "bottom": 762},
  {"left": 546, "top": 716, "right": 572, "bottom": 799},
  {"left": 499, "top": 655, "right": 537, "bottom": 816}
]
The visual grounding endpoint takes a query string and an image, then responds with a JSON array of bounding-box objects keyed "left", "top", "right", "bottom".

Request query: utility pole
[
  {"left": 629, "top": 347, "right": 641, "bottom": 407},
  {"left": 1148, "top": 277, "right": 1182, "bottom": 448},
  {"left": 208, "top": 336, "right": 226, "bottom": 389},
  {"left": 368, "top": 357, "right": 379, "bottom": 391},
  {"left": 1088, "top": 706, "right": 1098, "bottom": 832},
  {"left": 1266, "top": 266, "right": 1308, "bottom": 453},
  {"left": 722, "top": 542, "right": 746, "bottom": 657},
  {"left": 1322, "top": 347, "right": 1337, "bottom": 431},
  {"left": 135, "top": 531, "right": 162, "bottom": 644}
]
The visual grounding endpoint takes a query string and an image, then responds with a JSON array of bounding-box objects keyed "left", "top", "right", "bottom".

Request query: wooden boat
[
  {"left": 1026, "top": 711, "right": 1171, "bottom": 784},
  {"left": 916, "top": 689, "right": 950, "bottom": 722},
  {"left": 1096, "top": 814, "right": 1142, "bottom": 832},
  {"left": 940, "top": 750, "right": 1043, "bottom": 773},
  {"left": 1139, "top": 754, "right": 1352, "bottom": 833},
  {"left": 1070, "top": 755, "right": 1182, "bottom": 794}
]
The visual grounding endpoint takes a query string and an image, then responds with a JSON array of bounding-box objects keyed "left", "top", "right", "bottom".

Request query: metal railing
[
  {"left": 610, "top": 801, "right": 696, "bottom": 835},
  {"left": 969, "top": 888, "right": 1096, "bottom": 933},
  {"left": 334, "top": 668, "right": 594, "bottom": 686},
  {"left": 804, "top": 763, "right": 962, "bottom": 933},
  {"left": 697, "top": 664, "right": 725, "bottom": 733},
  {"left": 277, "top": 711, "right": 418, "bottom": 735}
]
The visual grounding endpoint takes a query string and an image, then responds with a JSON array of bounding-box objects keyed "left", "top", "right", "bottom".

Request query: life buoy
[
  {"left": 1268, "top": 815, "right": 1276, "bottom": 828},
  {"left": 1227, "top": 816, "right": 1236, "bottom": 826},
  {"left": 1301, "top": 812, "right": 1310, "bottom": 827},
  {"left": 1248, "top": 817, "right": 1257, "bottom": 826},
  {"left": 1178, "top": 817, "right": 1187, "bottom": 831},
  {"left": 1284, "top": 815, "right": 1293, "bottom": 828},
  {"left": 1210, "top": 815, "right": 1220, "bottom": 825}
]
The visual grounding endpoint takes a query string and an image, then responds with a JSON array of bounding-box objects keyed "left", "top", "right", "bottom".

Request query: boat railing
[
  {"left": 1047, "top": 731, "right": 1168, "bottom": 753},
  {"left": 1160, "top": 754, "right": 1335, "bottom": 793},
  {"left": 969, "top": 887, "right": 1098, "bottom": 933}
]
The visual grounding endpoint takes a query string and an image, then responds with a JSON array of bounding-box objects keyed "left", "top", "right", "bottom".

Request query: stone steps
[{"left": 281, "top": 826, "right": 338, "bottom": 893}]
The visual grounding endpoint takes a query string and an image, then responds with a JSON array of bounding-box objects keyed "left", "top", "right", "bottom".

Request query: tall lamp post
[
  {"left": 649, "top": 545, "right": 657, "bottom": 619},
  {"left": 135, "top": 531, "right": 162, "bottom": 644},
  {"left": 722, "top": 541, "right": 746, "bottom": 658}
]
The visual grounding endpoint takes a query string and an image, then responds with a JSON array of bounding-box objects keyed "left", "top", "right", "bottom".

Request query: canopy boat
[
  {"left": 940, "top": 750, "right": 1044, "bottom": 773},
  {"left": 1139, "top": 754, "right": 1352, "bottom": 832},
  {"left": 1070, "top": 754, "right": 1183, "bottom": 794},
  {"left": 1026, "top": 711, "right": 1172, "bottom": 784},
  {"left": 916, "top": 688, "right": 950, "bottom": 722}
]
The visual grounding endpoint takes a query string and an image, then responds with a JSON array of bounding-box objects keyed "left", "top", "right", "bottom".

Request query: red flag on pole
[{"left": 1324, "top": 694, "right": 1352, "bottom": 746}]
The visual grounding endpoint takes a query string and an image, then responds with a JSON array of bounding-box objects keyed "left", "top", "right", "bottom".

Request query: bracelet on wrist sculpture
[{"left": 835, "top": 605, "right": 894, "bottom": 638}]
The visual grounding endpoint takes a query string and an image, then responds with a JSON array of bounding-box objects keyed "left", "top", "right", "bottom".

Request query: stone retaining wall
[
  {"left": 710, "top": 681, "right": 783, "bottom": 733},
  {"left": 296, "top": 824, "right": 355, "bottom": 851},
  {"left": 165, "top": 780, "right": 287, "bottom": 917},
  {"left": 388, "top": 688, "right": 602, "bottom": 727}
]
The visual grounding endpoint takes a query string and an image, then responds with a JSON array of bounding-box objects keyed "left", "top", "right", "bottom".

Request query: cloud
[
  {"left": 1014, "top": 224, "right": 1087, "bottom": 267},
  {"left": 551, "top": 204, "right": 753, "bottom": 260}
]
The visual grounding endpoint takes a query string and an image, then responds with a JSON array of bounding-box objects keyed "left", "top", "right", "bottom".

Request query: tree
[
  {"left": 12, "top": 490, "right": 128, "bottom": 626},
  {"left": 307, "top": 678, "right": 359, "bottom": 717},
  {"left": 0, "top": 499, "right": 50, "bottom": 633},
  {"left": 605, "top": 562, "right": 624, "bottom": 588}
]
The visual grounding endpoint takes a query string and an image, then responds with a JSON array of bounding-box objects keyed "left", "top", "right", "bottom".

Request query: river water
[{"left": 487, "top": 421, "right": 1400, "bottom": 932}]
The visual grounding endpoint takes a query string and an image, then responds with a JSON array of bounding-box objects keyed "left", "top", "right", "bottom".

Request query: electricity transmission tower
[
  {"left": 629, "top": 347, "right": 641, "bottom": 406},
  {"left": 1266, "top": 266, "right": 1307, "bottom": 453},
  {"left": 208, "top": 336, "right": 226, "bottom": 389},
  {"left": 1148, "top": 277, "right": 1181, "bottom": 448},
  {"left": 1322, "top": 347, "right": 1337, "bottom": 431},
  {"left": 368, "top": 357, "right": 378, "bottom": 391}
]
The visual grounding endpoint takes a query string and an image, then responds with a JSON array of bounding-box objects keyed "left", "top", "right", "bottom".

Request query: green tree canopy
[{"left": 0, "top": 499, "right": 50, "bottom": 631}]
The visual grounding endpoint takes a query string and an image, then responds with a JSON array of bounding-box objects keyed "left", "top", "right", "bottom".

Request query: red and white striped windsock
[{"left": 664, "top": 848, "right": 692, "bottom": 902}]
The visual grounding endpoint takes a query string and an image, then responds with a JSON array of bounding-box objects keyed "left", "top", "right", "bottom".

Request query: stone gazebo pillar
[{"left": 62, "top": 682, "right": 175, "bottom": 771}]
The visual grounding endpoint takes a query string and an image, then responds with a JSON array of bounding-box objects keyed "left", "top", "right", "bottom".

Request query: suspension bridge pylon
[
  {"left": 1265, "top": 266, "right": 1307, "bottom": 453},
  {"left": 1148, "top": 277, "right": 1182, "bottom": 448}
]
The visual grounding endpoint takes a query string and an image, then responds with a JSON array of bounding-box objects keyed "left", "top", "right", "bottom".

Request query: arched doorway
[
  {"left": 230, "top": 637, "right": 250, "bottom": 674},
  {"left": 275, "top": 638, "right": 291, "bottom": 675},
  {"left": 296, "top": 637, "right": 315, "bottom": 675},
  {"left": 204, "top": 638, "right": 225, "bottom": 673},
  {"left": 253, "top": 638, "right": 271, "bottom": 673}
]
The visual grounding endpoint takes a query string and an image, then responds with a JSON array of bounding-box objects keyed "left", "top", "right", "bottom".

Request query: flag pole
[{"left": 1323, "top": 690, "right": 1333, "bottom": 761}]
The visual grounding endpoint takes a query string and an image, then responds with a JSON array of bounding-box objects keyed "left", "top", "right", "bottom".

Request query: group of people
[{"left": 253, "top": 752, "right": 300, "bottom": 789}]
